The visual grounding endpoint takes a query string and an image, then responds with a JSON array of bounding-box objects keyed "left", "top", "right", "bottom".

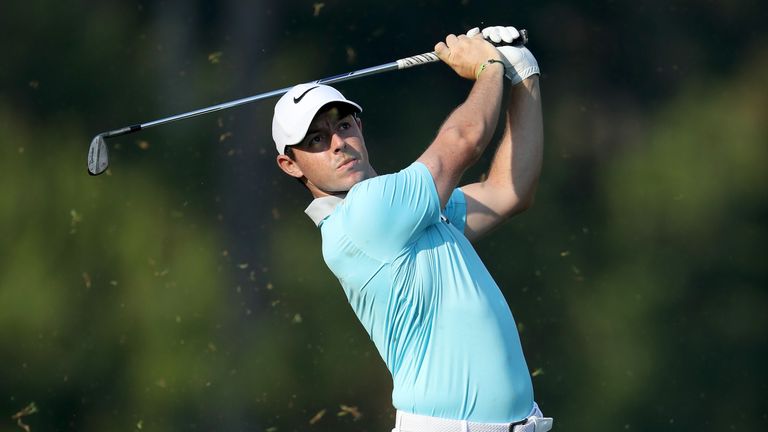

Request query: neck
[
  {"left": 311, "top": 189, "right": 349, "bottom": 199},
  {"left": 307, "top": 170, "right": 378, "bottom": 199}
]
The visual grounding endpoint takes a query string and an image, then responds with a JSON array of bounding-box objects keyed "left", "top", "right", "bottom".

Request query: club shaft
[
  {"left": 97, "top": 28, "right": 528, "bottom": 139},
  {"left": 101, "top": 53, "right": 438, "bottom": 138},
  {"left": 89, "top": 30, "right": 528, "bottom": 175}
]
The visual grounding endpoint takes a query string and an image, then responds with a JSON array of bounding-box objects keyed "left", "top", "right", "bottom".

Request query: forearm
[
  {"left": 485, "top": 75, "right": 543, "bottom": 212},
  {"left": 419, "top": 63, "right": 506, "bottom": 206},
  {"left": 421, "top": 32, "right": 508, "bottom": 206},
  {"left": 453, "top": 25, "right": 542, "bottom": 240},
  {"left": 437, "top": 64, "right": 506, "bottom": 159}
]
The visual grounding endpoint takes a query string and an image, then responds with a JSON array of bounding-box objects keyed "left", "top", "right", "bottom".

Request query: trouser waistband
[{"left": 393, "top": 402, "right": 553, "bottom": 432}]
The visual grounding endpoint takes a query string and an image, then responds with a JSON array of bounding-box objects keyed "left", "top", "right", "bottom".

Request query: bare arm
[
  {"left": 417, "top": 34, "right": 506, "bottom": 207},
  {"left": 461, "top": 75, "right": 543, "bottom": 241}
]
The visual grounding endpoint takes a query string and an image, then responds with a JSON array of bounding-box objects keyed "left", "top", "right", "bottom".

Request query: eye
[
  {"left": 338, "top": 121, "right": 351, "bottom": 131},
  {"left": 305, "top": 134, "right": 326, "bottom": 147}
]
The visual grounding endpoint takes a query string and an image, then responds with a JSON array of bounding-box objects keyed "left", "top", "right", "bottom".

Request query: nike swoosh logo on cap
[{"left": 293, "top": 86, "right": 320, "bottom": 103}]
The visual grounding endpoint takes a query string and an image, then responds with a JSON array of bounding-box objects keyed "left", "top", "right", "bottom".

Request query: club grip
[
  {"left": 396, "top": 53, "right": 440, "bottom": 69},
  {"left": 396, "top": 29, "right": 529, "bottom": 70}
]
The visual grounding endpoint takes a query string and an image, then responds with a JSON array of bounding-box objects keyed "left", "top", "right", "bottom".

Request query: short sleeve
[
  {"left": 338, "top": 162, "right": 441, "bottom": 261},
  {"left": 443, "top": 188, "right": 467, "bottom": 232}
]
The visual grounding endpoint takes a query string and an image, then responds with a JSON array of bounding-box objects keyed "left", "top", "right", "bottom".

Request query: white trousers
[{"left": 392, "top": 402, "right": 553, "bottom": 432}]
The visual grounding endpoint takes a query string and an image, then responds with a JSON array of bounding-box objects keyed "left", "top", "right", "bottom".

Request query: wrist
[{"left": 475, "top": 59, "right": 505, "bottom": 80}]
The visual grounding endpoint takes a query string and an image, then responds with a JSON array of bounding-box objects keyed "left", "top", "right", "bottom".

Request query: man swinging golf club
[{"left": 272, "top": 25, "right": 551, "bottom": 432}]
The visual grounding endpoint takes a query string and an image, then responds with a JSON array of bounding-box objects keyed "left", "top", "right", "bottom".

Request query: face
[{"left": 276, "top": 107, "right": 376, "bottom": 197}]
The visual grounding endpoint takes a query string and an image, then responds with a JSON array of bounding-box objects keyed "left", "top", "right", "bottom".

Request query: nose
[{"left": 330, "top": 133, "right": 346, "bottom": 153}]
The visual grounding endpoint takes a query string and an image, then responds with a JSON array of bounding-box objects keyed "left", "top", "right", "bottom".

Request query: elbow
[
  {"left": 507, "top": 175, "right": 541, "bottom": 216},
  {"left": 514, "top": 187, "right": 539, "bottom": 215},
  {"left": 438, "top": 123, "right": 488, "bottom": 161},
  {"left": 498, "top": 187, "right": 537, "bottom": 219},
  {"left": 516, "top": 193, "right": 536, "bottom": 213}
]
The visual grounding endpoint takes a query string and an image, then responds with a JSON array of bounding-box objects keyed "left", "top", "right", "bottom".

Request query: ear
[
  {"left": 276, "top": 153, "right": 304, "bottom": 179},
  {"left": 355, "top": 116, "right": 363, "bottom": 132}
]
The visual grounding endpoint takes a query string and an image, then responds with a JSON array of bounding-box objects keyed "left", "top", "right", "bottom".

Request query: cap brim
[{"left": 283, "top": 99, "right": 362, "bottom": 149}]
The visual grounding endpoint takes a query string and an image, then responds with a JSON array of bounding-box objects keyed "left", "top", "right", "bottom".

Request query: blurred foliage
[{"left": 1, "top": 1, "right": 766, "bottom": 431}]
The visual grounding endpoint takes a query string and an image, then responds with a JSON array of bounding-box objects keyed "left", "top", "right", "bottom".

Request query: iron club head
[{"left": 87, "top": 134, "right": 109, "bottom": 175}]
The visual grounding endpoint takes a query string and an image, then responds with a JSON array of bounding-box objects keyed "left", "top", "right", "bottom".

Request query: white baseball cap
[{"left": 272, "top": 83, "right": 362, "bottom": 154}]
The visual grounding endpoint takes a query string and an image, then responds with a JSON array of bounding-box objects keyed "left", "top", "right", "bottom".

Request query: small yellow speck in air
[
  {"left": 312, "top": 3, "right": 325, "bottom": 16},
  {"left": 560, "top": 250, "right": 570, "bottom": 257},
  {"left": 208, "top": 51, "right": 223, "bottom": 64},
  {"left": 208, "top": 342, "right": 217, "bottom": 352},
  {"left": 309, "top": 408, "right": 326, "bottom": 424},
  {"left": 531, "top": 368, "right": 544, "bottom": 377},
  {"left": 292, "top": 314, "right": 303, "bottom": 324},
  {"left": 219, "top": 132, "right": 232, "bottom": 142},
  {"left": 12, "top": 402, "right": 38, "bottom": 432},
  {"left": 265, "top": 427, "right": 278, "bottom": 432},
  {"left": 571, "top": 265, "right": 581, "bottom": 275},
  {"left": 346, "top": 46, "right": 357, "bottom": 64},
  {"left": 70, "top": 209, "right": 82, "bottom": 227},
  {"left": 137, "top": 140, "right": 150, "bottom": 150},
  {"left": 238, "top": 263, "right": 249, "bottom": 269},
  {"left": 136, "top": 420, "right": 143, "bottom": 430},
  {"left": 337, "top": 404, "right": 362, "bottom": 420},
  {"left": 266, "top": 282, "right": 274, "bottom": 290},
  {"left": 69, "top": 209, "right": 83, "bottom": 234},
  {"left": 175, "top": 315, "right": 182, "bottom": 323},
  {"left": 82, "top": 272, "right": 92, "bottom": 289}
]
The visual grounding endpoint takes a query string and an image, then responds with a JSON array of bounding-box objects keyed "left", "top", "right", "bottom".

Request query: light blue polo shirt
[{"left": 305, "top": 162, "right": 533, "bottom": 423}]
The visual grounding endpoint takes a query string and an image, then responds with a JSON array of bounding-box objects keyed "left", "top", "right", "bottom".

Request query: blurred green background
[{"left": 1, "top": 0, "right": 766, "bottom": 431}]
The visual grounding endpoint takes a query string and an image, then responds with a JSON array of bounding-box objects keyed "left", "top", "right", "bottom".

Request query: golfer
[{"left": 272, "top": 25, "right": 551, "bottom": 432}]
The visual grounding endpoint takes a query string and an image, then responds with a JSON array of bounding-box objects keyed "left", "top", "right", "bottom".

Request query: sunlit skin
[{"left": 276, "top": 107, "right": 377, "bottom": 198}]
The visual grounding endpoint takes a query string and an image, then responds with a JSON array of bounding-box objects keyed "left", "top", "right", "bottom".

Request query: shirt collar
[{"left": 304, "top": 194, "right": 346, "bottom": 226}]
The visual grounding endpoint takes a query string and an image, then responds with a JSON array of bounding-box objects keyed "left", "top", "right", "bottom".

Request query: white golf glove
[{"left": 467, "top": 25, "right": 539, "bottom": 85}]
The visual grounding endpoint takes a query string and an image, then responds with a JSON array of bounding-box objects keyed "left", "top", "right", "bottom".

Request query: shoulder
[
  {"left": 346, "top": 162, "right": 437, "bottom": 207},
  {"left": 330, "top": 162, "right": 442, "bottom": 260},
  {"left": 350, "top": 161, "right": 433, "bottom": 192}
]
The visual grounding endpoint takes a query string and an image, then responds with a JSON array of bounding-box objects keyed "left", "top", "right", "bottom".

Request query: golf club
[{"left": 87, "top": 29, "right": 528, "bottom": 175}]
